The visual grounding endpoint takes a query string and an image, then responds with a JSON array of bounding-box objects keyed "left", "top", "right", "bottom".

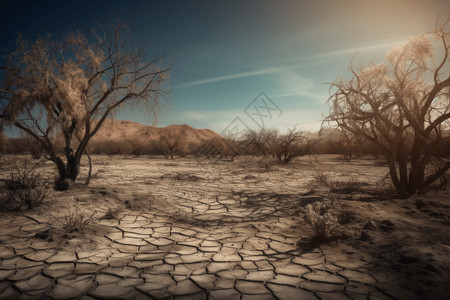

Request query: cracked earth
[{"left": 0, "top": 155, "right": 449, "bottom": 299}]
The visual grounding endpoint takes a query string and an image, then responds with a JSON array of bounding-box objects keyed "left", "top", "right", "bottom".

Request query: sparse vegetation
[
  {"left": 62, "top": 209, "right": 95, "bottom": 233},
  {"left": 241, "top": 127, "right": 315, "bottom": 164},
  {"left": 0, "top": 158, "right": 48, "bottom": 210},
  {"left": 312, "top": 172, "right": 366, "bottom": 194},
  {"left": 50, "top": 205, "right": 96, "bottom": 233},
  {"left": 303, "top": 202, "right": 338, "bottom": 242}
]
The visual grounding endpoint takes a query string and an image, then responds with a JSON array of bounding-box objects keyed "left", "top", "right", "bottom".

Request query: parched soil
[{"left": 0, "top": 155, "right": 449, "bottom": 299}]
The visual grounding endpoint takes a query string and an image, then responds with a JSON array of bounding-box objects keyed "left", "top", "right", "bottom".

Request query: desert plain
[{"left": 0, "top": 154, "right": 449, "bottom": 300}]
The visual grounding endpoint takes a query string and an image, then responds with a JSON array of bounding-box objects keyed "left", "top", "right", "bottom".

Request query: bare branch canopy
[
  {"left": 0, "top": 21, "right": 170, "bottom": 182},
  {"left": 325, "top": 17, "right": 450, "bottom": 197}
]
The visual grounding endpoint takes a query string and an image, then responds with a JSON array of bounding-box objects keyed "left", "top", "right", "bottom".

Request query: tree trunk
[
  {"left": 407, "top": 153, "right": 425, "bottom": 195},
  {"left": 54, "top": 157, "right": 66, "bottom": 181},
  {"left": 387, "top": 157, "right": 409, "bottom": 198},
  {"left": 68, "top": 155, "right": 81, "bottom": 181},
  {"left": 53, "top": 155, "right": 81, "bottom": 182},
  {"left": 84, "top": 149, "right": 92, "bottom": 185}
]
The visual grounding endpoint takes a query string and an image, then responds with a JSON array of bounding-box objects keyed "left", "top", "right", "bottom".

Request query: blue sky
[{"left": 1, "top": 0, "right": 449, "bottom": 136}]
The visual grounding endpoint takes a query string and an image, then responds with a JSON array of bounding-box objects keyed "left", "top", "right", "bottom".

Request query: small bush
[
  {"left": 330, "top": 177, "right": 363, "bottom": 194},
  {"left": 313, "top": 172, "right": 332, "bottom": 188},
  {"left": 60, "top": 208, "right": 95, "bottom": 233},
  {"left": 5, "top": 159, "right": 41, "bottom": 190},
  {"left": 3, "top": 184, "right": 47, "bottom": 211},
  {"left": 312, "top": 172, "right": 364, "bottom": 194},
  {"left": 0, "top": 159, "right": 48, "bottom": 211},
  {"left": 303, "top": 202, "right": 337, "bottom": 242}
]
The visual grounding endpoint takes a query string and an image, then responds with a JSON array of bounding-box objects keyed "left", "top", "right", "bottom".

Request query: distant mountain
[{"left": 89, "top": 120, "right": 227, "bottom": 153}]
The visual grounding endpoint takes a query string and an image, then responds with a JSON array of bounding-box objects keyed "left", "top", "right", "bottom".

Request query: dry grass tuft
[
  {"left": 303, "top": 202, "right": 337, "bottom": 242},
  {"left": 60, "top": 208, "right": 96, "bottom": 233},
  {"left": 49, "top": 201, "right": 96, "bottom": 233},
  {"left": 312, "top": 172, "right": 366, "bottom": 194}
]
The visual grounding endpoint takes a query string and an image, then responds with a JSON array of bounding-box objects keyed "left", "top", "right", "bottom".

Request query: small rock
[
  {"left": 360, "top": 230, "right": 373, "bottom": 241},
  {"left": 363, "top": 221, "right": 377, "bottom": 230}
]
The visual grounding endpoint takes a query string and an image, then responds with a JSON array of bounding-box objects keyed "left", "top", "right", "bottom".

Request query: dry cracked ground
[{"left": 0, "top": 155, "right": 449, "bottom": 300}]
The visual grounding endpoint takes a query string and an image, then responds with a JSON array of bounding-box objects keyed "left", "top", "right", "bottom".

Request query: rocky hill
[
  {"left": 88, "top": 120, "right": 227, "bottom": 154},
  {"left": 92, "top": 120, "right": 218, "bottom": 142}
]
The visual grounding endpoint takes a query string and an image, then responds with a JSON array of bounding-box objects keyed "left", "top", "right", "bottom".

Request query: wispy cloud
[
  {"left": 178, "top": 66, "right": 291, "bottom": 88},
  {"left": 177, "top": 38, "right": 411, "bottom": 88},
  {"left": 309, "top": 38, "right": 410, "bottom": 59},
  {"left": 272, "top": 71, "right": 328, "bottom": 103},
  {"left": 274, "top": 90, "right": 328, "bottom": 102}
]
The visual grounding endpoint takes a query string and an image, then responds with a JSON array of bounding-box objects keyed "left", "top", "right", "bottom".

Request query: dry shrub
[
  {"left": 313, "top": 172, "right": 331, "bottom": 188},
  {"left": 161, "top": 173, "right": 201, "bottom": 181},
  {"left": 0, "top": 158, "right": 48, "bottom": 211},
  {"left": 5, "top": 158, "right": 41, "bottom": 189},
  {"left": 56, "top": 207, "right": 96, "bottom": 233},
  {"left": 330, "top": 177, "right": 363, "bottom": 194},
  {"left": 3, "top": 185, "right": 47, "bottom": 211},
  {"left": 312, "top": 172, "right": 365, "bottom": 194},
  {"left": 303, "top": 202, "right": 337, "bottom": 242}
]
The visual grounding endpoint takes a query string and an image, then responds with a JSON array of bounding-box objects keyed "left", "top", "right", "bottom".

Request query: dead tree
[
  {"left": 326, "top": 18, "right": 450, "bottom": 197},
  {"left": 270, "top": 127, "right": 306, "bottom": 164},
  {"left": 159, "top": 132, "right": 179, "bottom": 159},
  {"left": 0, "top": 22, "right": 170, "bottom": 183}
]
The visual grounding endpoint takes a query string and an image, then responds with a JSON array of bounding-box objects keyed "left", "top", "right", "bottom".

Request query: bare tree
[
  {"left": 326, "top": 18, "right": 450, "bottom": 198},
  {"left": 0, "top": 22, "right": 170, "bottom": 183},
  {"left": 341, "top": 130, "right": 364, "bottom": 162},
  {"left": 270, "top": 127, "right": 306, "bottom": 164},
  {"left": 159, "top": 131, "right": 179, "bottom": 159},
  {"left": 243, "top": 128, "right": 277, "bottom": 157},
  {"left": 243, "top": 127, "right": 308, "bottom": 163}
]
